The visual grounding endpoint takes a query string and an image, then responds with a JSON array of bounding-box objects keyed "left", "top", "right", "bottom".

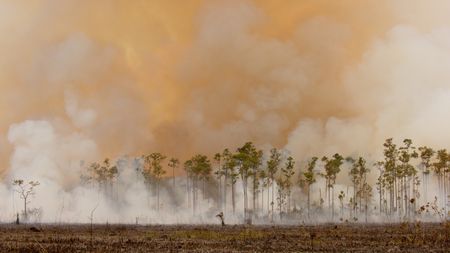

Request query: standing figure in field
[{"left": 216, "top": 212, "right": 225, "bottom": 226}]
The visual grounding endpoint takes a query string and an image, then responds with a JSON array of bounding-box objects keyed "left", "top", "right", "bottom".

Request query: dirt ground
[{"left": 0, "top": 222, "right": 448, "bottom": 252}]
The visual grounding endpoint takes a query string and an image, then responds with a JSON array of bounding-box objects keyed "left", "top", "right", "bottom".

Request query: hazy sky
[{"left": 2, "top": 0, "right": 450, "bottom": 176}]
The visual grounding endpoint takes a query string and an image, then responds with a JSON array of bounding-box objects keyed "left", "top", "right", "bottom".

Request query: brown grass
[{"left": 0, "top": 222, "right": 448, "bottom": 252}]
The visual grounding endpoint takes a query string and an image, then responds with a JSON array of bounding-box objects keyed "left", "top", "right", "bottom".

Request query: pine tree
[
  {"left": 303, "top": 157, "right": 318, "bottom": 219},
  {"left": 281, "top": 156, "right": 295, "bottom": 213},
  {"left": 267, "top": 148, "right": 282, "bottom": 222},
  {"left": 322, "top": 153, "right": 344, "bottom": 221},
  {"left": 168, "top": 158, "right": 180, "bottom": 189}
]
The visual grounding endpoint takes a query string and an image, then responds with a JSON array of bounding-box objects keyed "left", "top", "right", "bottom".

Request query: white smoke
[{"left": 1, "top": 1, "right": 450, "bottom": 223}]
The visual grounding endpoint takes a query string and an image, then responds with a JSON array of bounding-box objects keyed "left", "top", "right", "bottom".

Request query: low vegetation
[{"left": 0, "top": 223, "right": 448, "bottom": 252}]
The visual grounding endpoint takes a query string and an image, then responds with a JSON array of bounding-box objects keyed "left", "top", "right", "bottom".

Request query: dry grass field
[{"left": 0, "top": 222, "right": 448, "bottom": 252}]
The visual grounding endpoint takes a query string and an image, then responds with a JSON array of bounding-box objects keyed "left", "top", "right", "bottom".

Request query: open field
[{"left": 0, "top": 222, "right": 448, "bottom": 252}]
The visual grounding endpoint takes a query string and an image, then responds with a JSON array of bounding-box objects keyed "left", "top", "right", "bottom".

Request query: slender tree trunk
[
  {"left": 157, "top": 180, "right": 160, "bottom": 212},
  {"left": 279, "top": 192, "right": 283, "bottom": 221},
  {"left": 287, "top": 190, "right": 291, "bottom": 213},
  {"left": 412, "top": 176, "right": 416, "bottom": 219},
  {"left": 325, "top": 179, "right": 328, "bottom": 209},
  {"left": 173, "top": 167, "right": 175, "bottom": 188},
  {"left": 307, "top": 185, "right": 310, "bottom": 219},
  {"left": 243, "top": 176, "right": 248, "bottom": 220},
  {"left": 193, "top": 178, "right": 197, "bottom": 215},
  {"left": 319, "top": 189, "right": 322, "bottom": 209},
  {"left": 261, "top": 186, "right": 264, "bottom": 214},
  {"left": 442, "top": 171, "right": 448, "bottom": 218},
  {"left": 438, "top": 175, "right": 441, "bottom": 212},
  {"left": 394, "top": 174, "right": 397, "bottom": 216},
  {"left": 218, "top": 177, "right": 222, "bottom": 210},
  {"left": 365, "top": 196, "right": 368, "bottom": 223},
  {"left": 224, "top": 173, "right": 228, "bottom": 214},
  {"left": 232, "top": 182, "right": 236, "bottom": 214},
  {"left": 252, "top": 177, "right": 256, "bottom": 216},
  {"left": 203, "top": 180, "right": 206, "bottom": 200},
  {"left": 218, "top": 161, "right": 222, "bottom": 209},
  {"left": 404, "top": 176, "right": 408, "bottom": 219},
  {"left": 359, "top": 181, "right": 362, "bottom": 218},
  {"left": 331, "top": 186, "right": 335, "bottom": 222},
  {"left": 379, "top": 185, "right": 382, "bottom": 216},
  {"left": 390, "top": 184, "right": 394, "bottom": 216},
  {"left": 267, "top": 182, "right": 270, "bottom": 215},
  {"left": 423, "top": 172, "right": 427, "bottom": 204},
  {"left": 271, "top": 176, "right": 274, "bottom": 222},
  {"left": 440, "top": 174, "right": 443, "bottom": 216},
  {"left": 353, "top": 181, "right": 357, "bottom": 218},
  {"left": 24, "top": 198, "right": 27, "bottom": 220},
  {"left": 187, "top": 177, "right": 191, "bottom": 209},
  {"left": 399, "top": 177, "right": 403, "bottom": 217}
]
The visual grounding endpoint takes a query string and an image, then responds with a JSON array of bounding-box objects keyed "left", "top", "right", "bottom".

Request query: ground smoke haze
[{"left": 0, "top": 0, "right": 450, "bottom": 224}]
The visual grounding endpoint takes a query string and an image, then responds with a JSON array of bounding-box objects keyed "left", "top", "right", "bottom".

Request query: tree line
[{"left": 14, "top": 138, "right": 450, "bottom": 223}]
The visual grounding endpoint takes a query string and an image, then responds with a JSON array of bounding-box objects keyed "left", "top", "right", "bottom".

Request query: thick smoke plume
[{"left": 1, "top": 0, "right": 450, "bottom": 223}]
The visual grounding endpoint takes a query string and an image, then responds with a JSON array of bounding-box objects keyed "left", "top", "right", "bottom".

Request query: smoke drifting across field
[{"left": 0, "top": 0, "right": 450, "bottom": 223}]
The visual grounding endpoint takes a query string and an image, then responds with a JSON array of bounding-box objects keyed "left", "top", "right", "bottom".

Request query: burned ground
[{"left": 0, "top": 222, "right": 448, "bottom": 252}]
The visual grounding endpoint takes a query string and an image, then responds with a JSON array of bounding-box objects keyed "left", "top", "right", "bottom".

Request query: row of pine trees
[{"left": 80, "top": 138, "right": 449, "bottom": 222}]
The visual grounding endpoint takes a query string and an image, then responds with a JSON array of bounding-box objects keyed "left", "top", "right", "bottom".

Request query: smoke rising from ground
[{"left": 1, "top": 0, "right": 450, "bottom": 223}]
